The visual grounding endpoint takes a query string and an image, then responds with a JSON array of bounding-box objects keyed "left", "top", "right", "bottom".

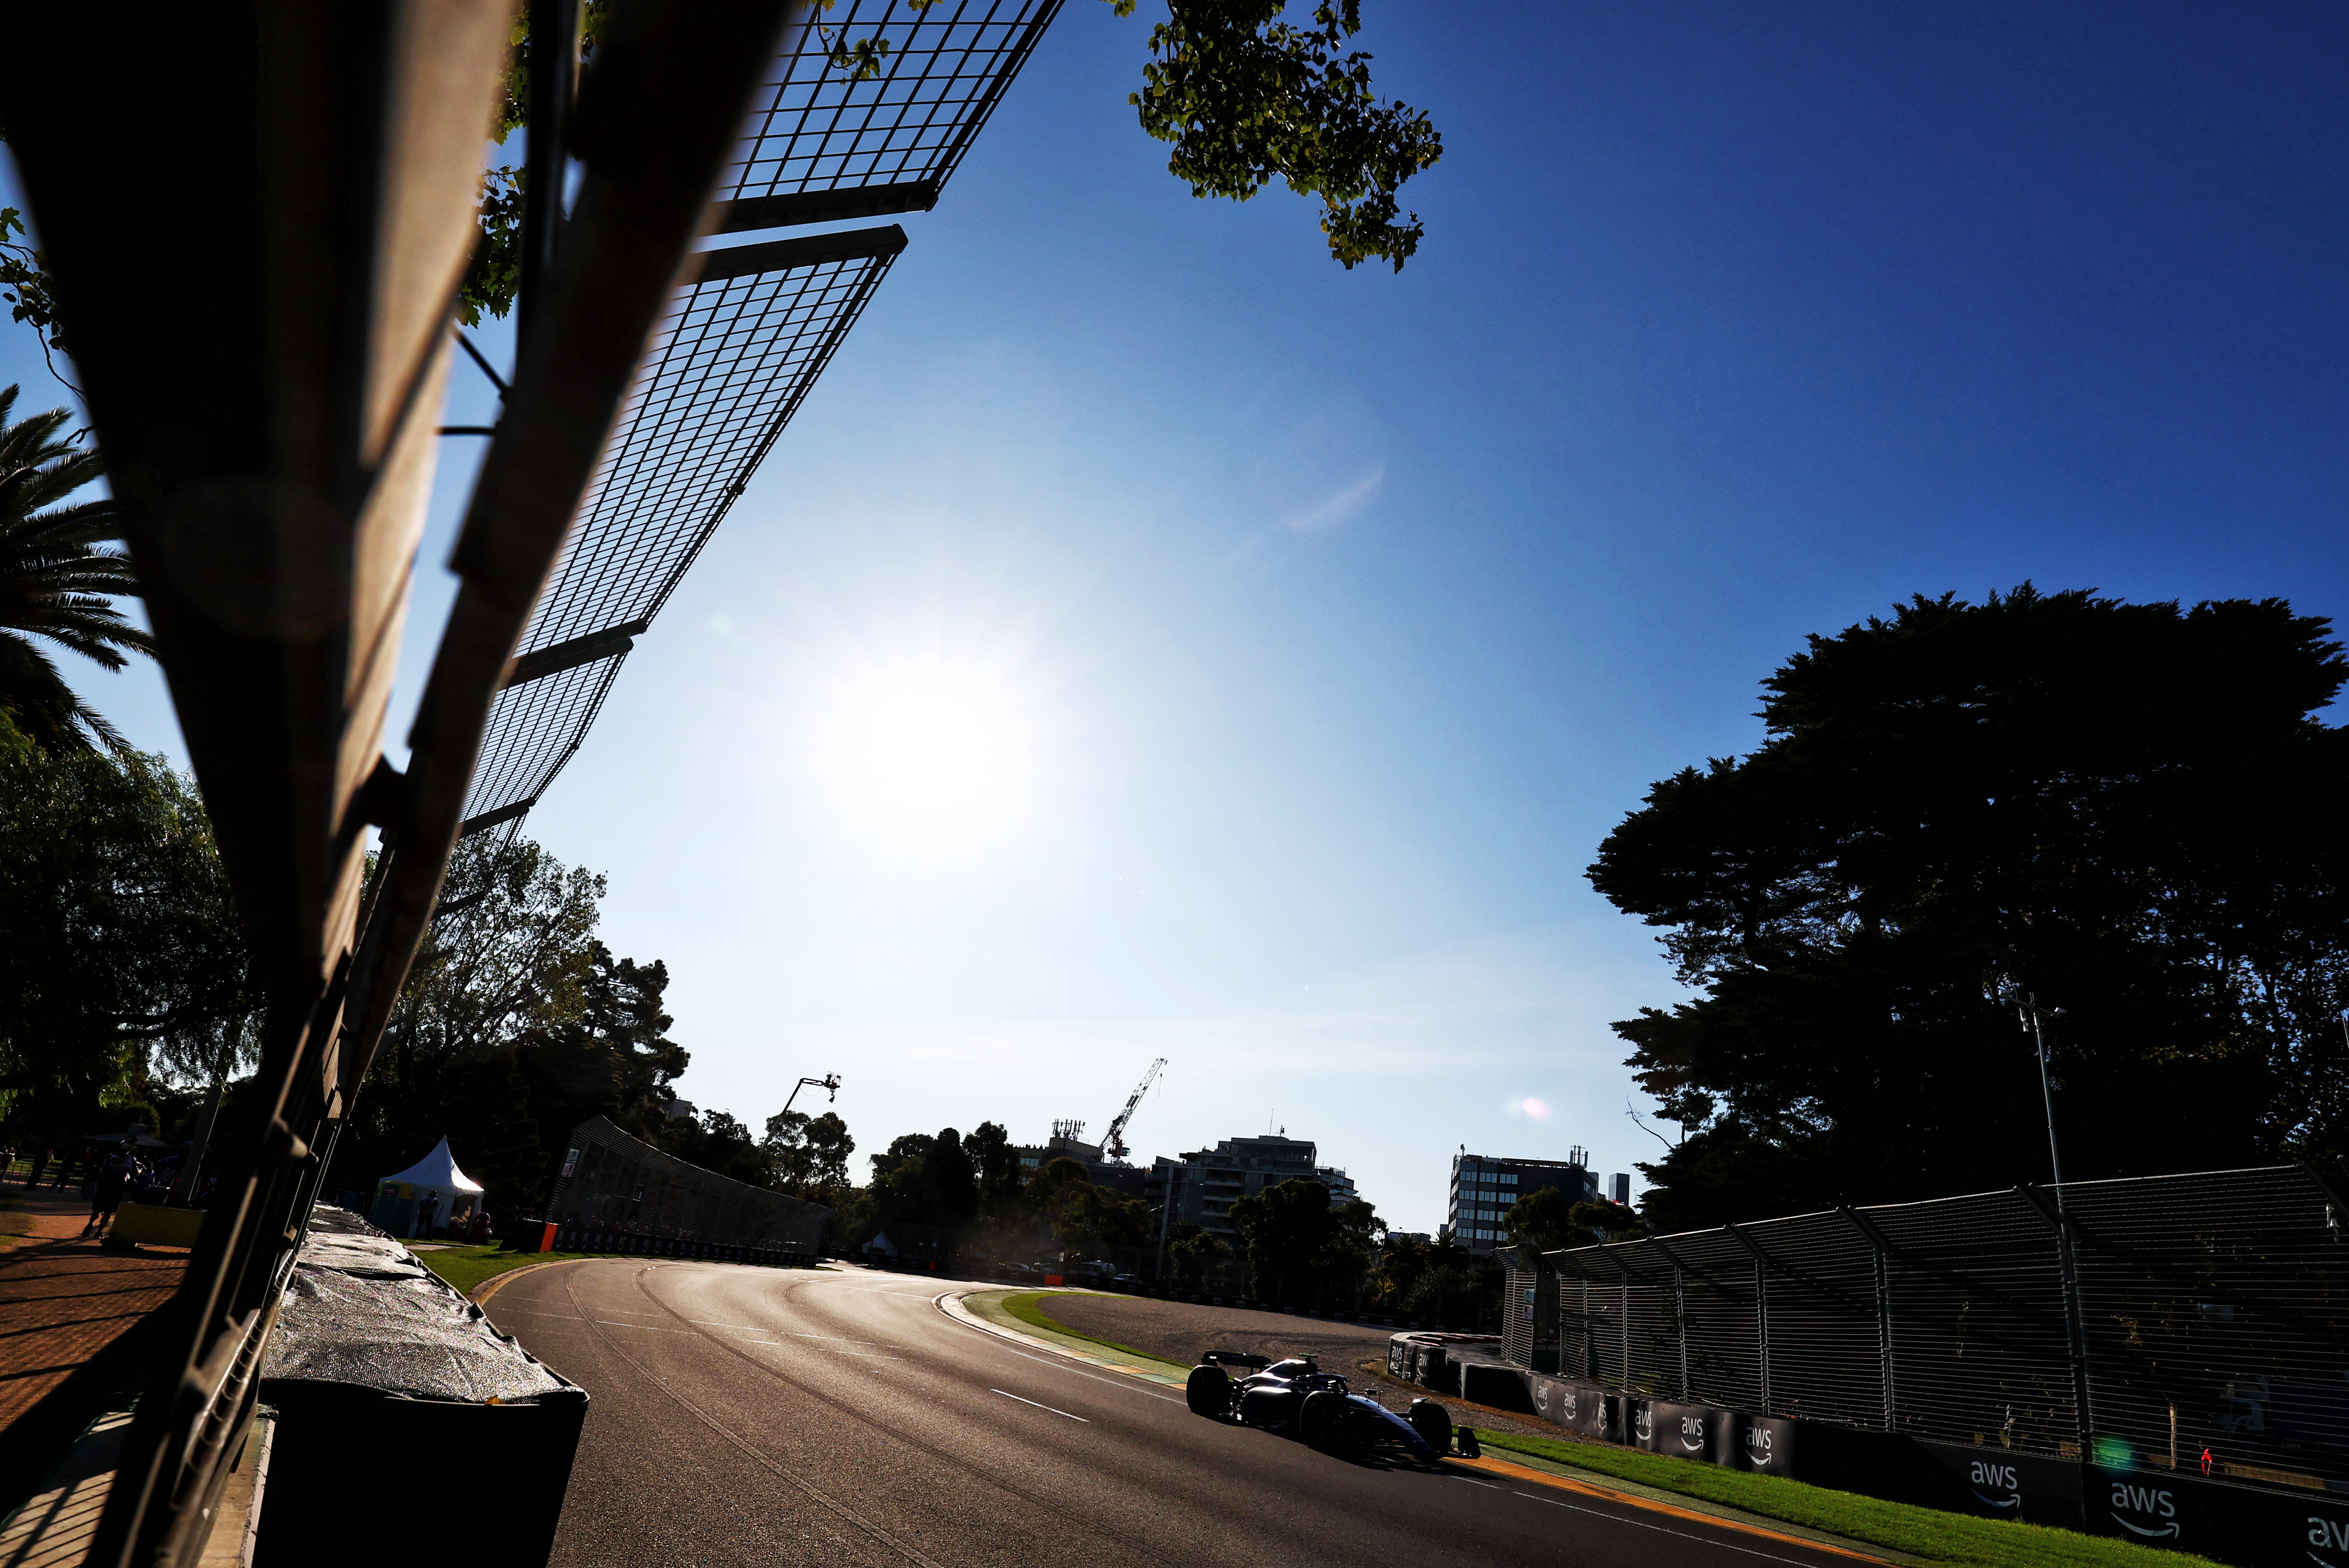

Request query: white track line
[
  {"left": 992, "top": 1389, "right": 1089, "bottom": 1422},
  {"left": 932, "top": 1294, "right": 1184, "bottom": 1405}
]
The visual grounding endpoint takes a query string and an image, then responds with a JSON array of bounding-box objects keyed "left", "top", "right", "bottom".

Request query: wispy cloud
[{"left": 1282, "top": 463, "right": 1385, "bottom": 532}]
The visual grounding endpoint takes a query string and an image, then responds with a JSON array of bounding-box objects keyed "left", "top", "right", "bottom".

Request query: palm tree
[{"left": 0, "top": 383, "right": 150, "bottom": 753}]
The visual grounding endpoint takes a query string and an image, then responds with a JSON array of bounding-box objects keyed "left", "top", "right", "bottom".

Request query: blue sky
[{"left": 9, "top": 2, "right": 2343, "bottom": 1234}]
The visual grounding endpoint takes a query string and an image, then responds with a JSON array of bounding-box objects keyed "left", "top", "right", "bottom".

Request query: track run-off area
[{"left": 481, "top": 1258, "right": 1886, "bottom": 1568}]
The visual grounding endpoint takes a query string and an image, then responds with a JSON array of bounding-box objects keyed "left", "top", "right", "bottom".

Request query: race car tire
[
  {"left": 1299, "top": 1390, "right": 1344, "bottom": 1450},
  {"left": 1186, "top": 1365, "right": 1232, "bottom": 1418},
  {"left": 1409, "top": 1399, "right": 1452, "bottom": 1455}
]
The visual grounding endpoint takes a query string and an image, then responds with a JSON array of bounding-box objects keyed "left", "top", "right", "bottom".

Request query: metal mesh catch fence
[
  {"left": 461, "top": 232, "right": 901, "bottom": 827},
  {"left": 461, "top": 653, "right": 630, "bottom": 833},
  {"left": 543, "top": 1115, "right": 830, "bottom": 1254},
  {"left": 457, "top": 8, "right": 1061, "bottom": 833},
  {"left": 725, "top": 0, "right": 1062, "bottom": 210},
  {"left": 1534, "top": 1165, "right": 2349, "bottom": 1490}
]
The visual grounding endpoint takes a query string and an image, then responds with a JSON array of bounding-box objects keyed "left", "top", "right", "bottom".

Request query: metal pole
[
  {"left": 2018, "top": 1182, "right": 2098, "bottom": 1458},
  {"left": 167, "top": 1077, "right": 225, "bottom": 1207},
  {"left": 1873, "top": 1240, "right": 1894, "bottom": 1429},
  {"left": 1152, "top": 1161, "right": 1177, "bottom": 1281},
  {"left": 1725, "top": 1222, "right": 1773, "bottom": 1415},
  {"left": 1675, "top": 1268, "right": 1688, "bottom": 1400},
  {"left": 1619, "top": 1269, "right": 1630, "bottom": 1387},
  {"left": 2021, "top": 993, "right": 2096, "bottom": 1453},
  {"left": 1838, "top": 1207, "right": 1899, "bottom": 1431},
  {"left": 2024, "top": 994, "right": 2065, "bottom": 1188},
  {"left": 518, "top": 0, "right": 582, "bottom": 349}
]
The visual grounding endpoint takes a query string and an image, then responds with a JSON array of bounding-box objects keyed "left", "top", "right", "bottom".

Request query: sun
[{"left": 818, "top": 660, "right": 1036, "bottom": 853}]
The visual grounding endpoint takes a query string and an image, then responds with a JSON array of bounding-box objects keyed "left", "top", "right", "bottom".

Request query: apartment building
[{"left": 1146, "top": 1134, "right": 1360, "bottom": 1242}]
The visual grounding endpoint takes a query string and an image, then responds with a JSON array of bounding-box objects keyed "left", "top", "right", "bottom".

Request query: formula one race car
[{"left": 1184, "top": 1351, "right": 1454, "bottom": 1463}]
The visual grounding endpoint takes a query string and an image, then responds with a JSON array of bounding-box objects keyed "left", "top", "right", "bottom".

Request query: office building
[
  {"left": 1608, "top": 1172, "right": 1631, "bottom": 1206},
  {"left": 1447, "top": 1148, "right": 1598, "bottom": 1255}
]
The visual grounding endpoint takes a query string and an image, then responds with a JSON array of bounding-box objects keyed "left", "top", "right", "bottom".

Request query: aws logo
[
  {"left": 2309, "top": 1513, "right": 2349, "bottom": 1566},
  {"left": 1743, "top": 1425, "right": 1775, "bottom": 1468},
  {"left": 1968, "top": 1460, "right": 2020, "bottom": 1510},
  {"left": 1678, "top": 1415, "right": 1707, "bottom": 1454},
  {"left": 2108, "top": 1481, "right": 2177, "bottom": 1539},
  {"left": 1632, "top": 1406, "right": 1654, "bottom": 1443}
]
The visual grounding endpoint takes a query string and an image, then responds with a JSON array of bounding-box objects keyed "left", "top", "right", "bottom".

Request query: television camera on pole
[{"left": 783, "top": 1073, "right": 843, "bottom": 1116}]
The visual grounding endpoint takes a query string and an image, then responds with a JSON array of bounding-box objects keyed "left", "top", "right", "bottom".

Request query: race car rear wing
[{"left": 1201, "top": 1351, "right": 1272, "bottom": 1370}]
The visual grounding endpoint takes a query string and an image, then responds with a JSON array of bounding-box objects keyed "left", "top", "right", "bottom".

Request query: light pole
[
  {"left": 2006, "top": 984, "right": 2098, "bottom": 1449},
  {"left": 2016, "top": 993, "right": 2066, "bottom": 1188}
]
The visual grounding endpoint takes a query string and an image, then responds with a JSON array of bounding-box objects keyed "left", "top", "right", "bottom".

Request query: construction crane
[{"left": 1101, "top": 1058, "right": 1167, "bottom": 1163}]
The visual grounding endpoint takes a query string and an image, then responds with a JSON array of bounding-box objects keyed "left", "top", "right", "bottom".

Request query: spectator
[
  {"left": 468, "top": 1209, "right": 492, "bottom": 1245},
  {"left": 414, "top": 1193, "right": 438, "bottom": 1240},
  {"left": 25, "top": 1148, "right": 46, "bottom": 1189},
  {"left": 84, "top": 1153, "right": 131, "bottom": 1239}
]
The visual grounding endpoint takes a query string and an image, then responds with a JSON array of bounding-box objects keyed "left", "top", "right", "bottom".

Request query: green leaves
[
  {"left": 0, "top": 384, "right": 147, "bottom": 756},
  {"left": 458, "top": 165, "right": 527, "bottom": 328},
  {"left": 1122, "top": 0, "right": 1442, "bottom": 271},
  {"left": 0, "top": 209, "right": 72, "bottom": 387},
  {"left": 764, "top": 1107, "right": 856, "bottom": 1200},
  {"left": 0, "top": 207, "right": 59, "bottom": 344},
  {"left": 1500, "top": 1184, "right": 1590, "bottom": 1255},
  {"left": 0, "top": 713, "right": 253, "bottom": 1133}
]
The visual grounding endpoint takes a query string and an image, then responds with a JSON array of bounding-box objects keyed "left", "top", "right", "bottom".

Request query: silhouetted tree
[
  {"left": 764, "top": 1108, "right": 854, "bottom": 1205},
  {"left": 1167, "top": 1221, "right": 1233, "bottom": 1286},
  {"left": 1229, "top": 1177, "right": 1381, "bottom": 1307},
  {"left": 0, "top": 711, "right": 253, "bottom": 1141},
  {"left": 1501, "top": 1185, "right": 1588, "bottom": 1256},
  {"left": 964, "top": 1120, "right": 1024, "bottom": 1219},
  {"left": 1592, "top": 587, "right": 2349, "bottom": 1228}
]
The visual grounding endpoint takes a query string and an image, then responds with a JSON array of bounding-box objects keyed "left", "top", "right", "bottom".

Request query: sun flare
[{"left": 819, "top": 661, "right": 1036, "bottom": 852}]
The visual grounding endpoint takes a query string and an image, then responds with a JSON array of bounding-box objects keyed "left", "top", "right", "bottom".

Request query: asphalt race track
[{"left": 485, "top": 1259, "right": 1873, "bottom": 1568}]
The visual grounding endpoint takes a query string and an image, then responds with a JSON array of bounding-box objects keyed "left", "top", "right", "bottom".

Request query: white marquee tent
[{"left": 374, "top": 1137, "right": 485, "bottom": 1235}]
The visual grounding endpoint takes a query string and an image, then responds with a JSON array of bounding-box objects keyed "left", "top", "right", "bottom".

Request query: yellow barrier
[{"left": 111, "top": 1202, "right": 205, "bottom": 1247}]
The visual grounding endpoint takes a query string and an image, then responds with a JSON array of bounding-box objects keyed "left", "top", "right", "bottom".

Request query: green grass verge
[
  {"left": 414, "top": 1245, "right": 593, "bottom": 1296},
  {"left": 999, "top": 1291, "right": 1178, "bottom": 1366},
  {"left": 1473, "top": 1431, "right": 2219, "bottom": 1568}
]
